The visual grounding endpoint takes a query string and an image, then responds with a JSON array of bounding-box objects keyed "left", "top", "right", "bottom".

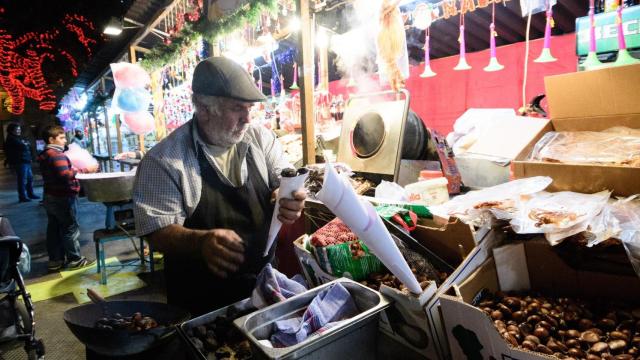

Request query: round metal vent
[{"left": 352, "top": 112, "right": 386, "bottom": 158}]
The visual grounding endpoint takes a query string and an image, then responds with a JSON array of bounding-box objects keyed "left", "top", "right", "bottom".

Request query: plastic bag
[
  {"left": 430, "top": 176, "right": 552, "bottom": 228},
  {"left": 375, "top": 181, "right": 407, "bottom": 202},
  {"left": 610, "top": 196, "right": 640, "bottom": 277},
  {"left": 529, "top": 127, "right": 640, "bottom": 167},
  {"left": 18, "top": 243, "right": 30, "bottom": 275},
  {"left": 510, "top": 190, "right": 611, "bottom": 243}
]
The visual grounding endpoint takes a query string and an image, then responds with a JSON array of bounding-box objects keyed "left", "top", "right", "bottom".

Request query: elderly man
[{"left": 133, "top": 57, "right": 305, "bottom": 316}]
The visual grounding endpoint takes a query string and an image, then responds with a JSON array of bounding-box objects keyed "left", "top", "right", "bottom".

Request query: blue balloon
[{"left": 116, "top": 87, "right": 151, "bottom": 113}]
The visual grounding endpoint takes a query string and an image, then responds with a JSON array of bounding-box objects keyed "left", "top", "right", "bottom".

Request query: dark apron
[{"left": 164, "top": 146, "right": 275, "bottom": 316}]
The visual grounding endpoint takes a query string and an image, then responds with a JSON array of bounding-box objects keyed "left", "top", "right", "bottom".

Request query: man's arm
[{"left": 148, "top": 224, "right": 246, "bottom": 278}]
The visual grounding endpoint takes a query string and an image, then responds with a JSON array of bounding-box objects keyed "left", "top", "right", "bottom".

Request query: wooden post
[
  {"left": 130, "top": 46, "right": 145, "bottom": 152},
  {"left": 298, "top": 0, "right": 316, "bottom": 165},
  {"left": 100, "top": 78, "right": 113, "bottom": 172}
]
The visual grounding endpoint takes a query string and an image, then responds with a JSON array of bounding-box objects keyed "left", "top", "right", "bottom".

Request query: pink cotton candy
[
  {"left": 65, "top": 143, "right": 98, "bottom": 170},
  {"left": 110, "top": 63, "right": 151, "bottom": 88},
  {"left": 122, "top": 111, "right": 155, "bottom": 135}
]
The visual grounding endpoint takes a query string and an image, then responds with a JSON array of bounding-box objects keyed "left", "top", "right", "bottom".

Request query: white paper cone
[
  {"left": 317, "top": 164, "right": 421, "bottom": 294},
  {"left": 316, "top": 164, "right": 369, "bottom": 232},
  {"left": 353, "top": 202, "right": 422, "bottom": 294},
  {"left": 264, "top": 172, "right": 309, "bottom": 256}
]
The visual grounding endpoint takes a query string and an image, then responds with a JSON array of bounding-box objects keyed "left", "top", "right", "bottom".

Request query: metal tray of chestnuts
[{"left": 177, "top": 298, "right": 257, "bottom": 360}]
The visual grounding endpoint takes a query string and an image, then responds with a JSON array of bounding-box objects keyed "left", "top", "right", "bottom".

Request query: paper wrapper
[
  {"left": 265, "top": 172, "right": 309, "bottom": 256},
  {"left": 317, "top": 164, "right": 422, "bottom": 294}
]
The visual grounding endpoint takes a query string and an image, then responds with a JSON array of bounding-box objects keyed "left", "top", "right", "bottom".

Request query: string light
[{"left": 0, "top": 13, "right": 96, "bottom": 114}]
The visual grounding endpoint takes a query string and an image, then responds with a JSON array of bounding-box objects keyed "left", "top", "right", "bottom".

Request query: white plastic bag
[
  {"left": 610, "top": 196, "right": 640, "bottom": 277},
  {"left": 375, "top": 180, "right": 407, "bottom": 202},
  {"left": 430, "top": 176, "right": 552, "bottom": 227},
  {"left": 510, "top": 190, "right": 611, "bottom": 243}
]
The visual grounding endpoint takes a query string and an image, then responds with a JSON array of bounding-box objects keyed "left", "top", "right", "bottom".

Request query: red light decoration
[{"left": 0, "top": 14, "right": 96, "bottom": 114}]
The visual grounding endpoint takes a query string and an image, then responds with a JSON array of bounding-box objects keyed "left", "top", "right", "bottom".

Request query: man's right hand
[{"left": 200, "top": 229, "right": 245, "bottom": 278}]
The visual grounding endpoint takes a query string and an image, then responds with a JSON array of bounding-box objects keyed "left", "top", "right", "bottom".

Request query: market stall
[{"left": 54, "top": 0, "right": 640, "bottom": 359}]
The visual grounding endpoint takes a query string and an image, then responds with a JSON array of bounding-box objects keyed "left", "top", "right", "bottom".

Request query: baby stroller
[{"left": 0, "top": 217, "right": 45, "bottom": 359}]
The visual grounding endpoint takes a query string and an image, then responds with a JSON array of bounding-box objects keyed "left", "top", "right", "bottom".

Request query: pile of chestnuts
[{"left": 478, "top": 291, "right": 640, "bottom": 360}]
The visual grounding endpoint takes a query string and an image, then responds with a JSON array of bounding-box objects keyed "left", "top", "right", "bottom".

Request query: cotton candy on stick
[
  {"left": 316, "top": 164, "right": 422, "bottom": 294},
  {"left": 65, "top": 143, "right": 98, "bottom": 170},
  {"left": 264, "top": 168, "right": 309, "bottom": 256}
]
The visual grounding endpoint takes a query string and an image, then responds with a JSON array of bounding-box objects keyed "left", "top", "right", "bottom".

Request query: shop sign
[{"left": 576, "top": 5, "right": 640, "bottom": 55}]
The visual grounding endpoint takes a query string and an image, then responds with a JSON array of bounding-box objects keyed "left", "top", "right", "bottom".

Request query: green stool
[{"left": 93, "top": 228, "right": 154, "bottom": 285}]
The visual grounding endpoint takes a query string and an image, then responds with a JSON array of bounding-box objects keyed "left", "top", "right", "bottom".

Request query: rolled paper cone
[
  {"left": 316, "top": 164, "right": 422, "bottom": 293},
  {"left": 265, "top": 172, "right": 309, "bottom": 256},
  {"left": 351, "top": 202, "right": 422, "bottom": 294},
  {"left": 316, "top": 163, "right": 369, "bottom": 233}
]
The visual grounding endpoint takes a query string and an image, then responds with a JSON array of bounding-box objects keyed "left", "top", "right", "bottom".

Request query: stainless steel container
[
  {"left": 76, "top": 171, "right": 136, "bottom": 203},
  {"left": 177, "top": 298, "right": 254, "bottom": 360},
  {"left": 233, "top": 278, "right": 390, "bottom": 360}
]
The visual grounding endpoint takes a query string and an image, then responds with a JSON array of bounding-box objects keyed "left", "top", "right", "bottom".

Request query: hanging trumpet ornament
[
  {"left": 583, "top": 0, "right": 603, "bottom": 70},
  {"left": 613, "top": 0, "right": 640, "bottom": 66},
  {"left": 534, "top": 2, "right": 557, "bottom": 63},
  {"left": 454, "top": 17, "right": 472, "bottom": 70},
  {"left": 289, "top": 62, "right": 299, "bottom": 90},
  {"left": 420, "top": 28, "right": 437, "bottom": 77},
  {"left": 484, "top": 23, "right": 504, "bottom": 71}
]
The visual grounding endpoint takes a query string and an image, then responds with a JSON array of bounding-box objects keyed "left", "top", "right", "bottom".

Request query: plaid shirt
[
  {"left": 37, "top": 145, "right": 80, "bottom": 197},
  {"left": 133, "top": 119, "right": 290, "bottom": 237}
]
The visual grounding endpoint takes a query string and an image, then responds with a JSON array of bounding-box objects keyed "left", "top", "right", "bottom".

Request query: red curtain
[{"left": 329, "top": 34, "right": 578, "bottom": 135}]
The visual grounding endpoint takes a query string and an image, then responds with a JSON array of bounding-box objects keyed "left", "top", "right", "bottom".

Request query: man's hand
[
  {"left": 114, "top": 151, "right": 136, "bottom": 160},
  {"left": 200, "top": 229, "right": 246, "bottom": 278},
  {"left": 277, "top": 190, "right": 306, "bottom": 225}
]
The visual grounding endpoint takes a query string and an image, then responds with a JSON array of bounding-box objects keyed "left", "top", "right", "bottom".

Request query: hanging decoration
[
  {"left": 376, "top": 0, "right": 409, "bottom": 91},
  {"left": 0, "top": 14, "right": 96, "bottom": 114},
  {"left": 140, "top": 0, "right": 277, "bottom": 71},
  {"left": 110, "top": 63, "right": 154, "bottom": 135},
  {"left": 534, "top": 0, "right": 557, "bottom": 63},
  {"left": 612, "top": 0, "right": 640, "bottom": 66},
  {"left": 414, "top": 3, "right": 436, "bottom": 78},
  {"left": 454, "top": 11, "right": 472, "bottom": 70},
  {"left": 582, "top": 0, "right": 603, "bottom": 70},
  {"left": 289, "top": 62, "right": 299, "bottom": 90},
  {"left": 420, "top": 28, "right": 437, "bottom": 77},
  {"left": 484, "top": 1, "right": 504, "bottom": 72}
]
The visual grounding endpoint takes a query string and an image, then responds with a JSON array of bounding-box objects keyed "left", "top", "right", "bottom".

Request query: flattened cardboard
[
  {"left": 467, "top": 116, "right": 551, "bottom": 160},
  {"left": 440, "top": 235, "right": 640, "bottom": 360},
  {"left": 513, "top": 64, "right": 640, "bottom": 196}
]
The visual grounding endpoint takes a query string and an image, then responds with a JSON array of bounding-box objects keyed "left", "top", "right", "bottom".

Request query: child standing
[{"left": 38, "top": 125, "right": 96, "bottom": 271}]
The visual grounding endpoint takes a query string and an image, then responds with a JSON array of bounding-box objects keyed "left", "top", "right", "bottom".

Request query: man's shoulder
[{"left": 244, "top": 125, "right": 276, "bottom": 146}]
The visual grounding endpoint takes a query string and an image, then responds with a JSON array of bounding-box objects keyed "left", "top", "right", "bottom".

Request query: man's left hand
[{"left": 277, "top": 190, "right": 306, "bottom": 225}]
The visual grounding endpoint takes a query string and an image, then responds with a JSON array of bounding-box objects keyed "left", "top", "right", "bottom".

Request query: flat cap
[{"left": 191, "top": 57, "right": 266, "bottom": 102}]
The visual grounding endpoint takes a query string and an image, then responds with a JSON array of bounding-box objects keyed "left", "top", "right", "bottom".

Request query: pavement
[{"left": 0, "top": 163, "right": 166, "bottom": 360}]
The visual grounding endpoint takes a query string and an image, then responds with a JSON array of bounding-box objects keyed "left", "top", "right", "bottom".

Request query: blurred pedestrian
[{"left": 4, "top": 123, "right": 39, "bottom": 202}]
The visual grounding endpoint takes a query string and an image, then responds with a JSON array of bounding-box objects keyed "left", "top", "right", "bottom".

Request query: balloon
[
  {"left": 110, "top": 63, "right": 151, "bottom": 88},
  {"left": 122, "top": 111, "right": 155, "bottom": 135},
  {"left": 115, "top": 87, "right": 151, "bottom": 113},
  {"left": 65, "top": 143, "right": 99, "bottom": 170}
]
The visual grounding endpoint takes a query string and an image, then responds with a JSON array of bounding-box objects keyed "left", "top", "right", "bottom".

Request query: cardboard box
[
  {"left": 513, "top": 64, "right": 640, "bottom": 196},
  {"left": 456, "top": 116, "right": 551, "bottom": 189},
  {"left": 439, "top": 237, "right": 640, "bottom": 360}
]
